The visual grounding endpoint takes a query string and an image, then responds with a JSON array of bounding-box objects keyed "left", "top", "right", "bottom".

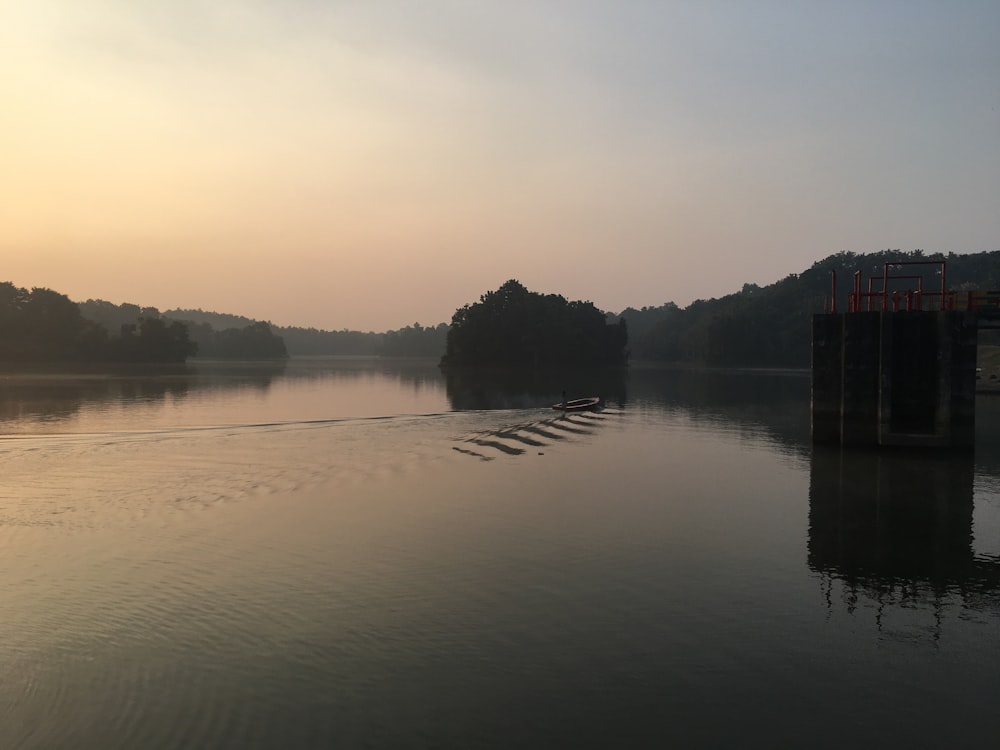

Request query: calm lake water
[{"left": 2, "top": 358, "right": 998, "bottom": 749}]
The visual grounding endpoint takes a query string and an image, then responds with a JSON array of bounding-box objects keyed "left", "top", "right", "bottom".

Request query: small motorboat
[{"left": 551, "top": 396, "right": 602, "bottom": 412}]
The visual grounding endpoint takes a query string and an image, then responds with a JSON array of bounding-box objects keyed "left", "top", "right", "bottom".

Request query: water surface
[{"left": 1, "top": 359, "right": 998, "bottom": 748}]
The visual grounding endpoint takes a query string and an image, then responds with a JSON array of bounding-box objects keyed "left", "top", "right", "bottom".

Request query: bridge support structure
[{"left": 811, "top": 310, "right": 978, "bottom": 449}]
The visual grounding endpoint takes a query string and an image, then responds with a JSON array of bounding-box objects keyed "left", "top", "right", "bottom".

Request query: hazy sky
[{"left": 3, "top": 1, "right": 998, "bottom": 331}]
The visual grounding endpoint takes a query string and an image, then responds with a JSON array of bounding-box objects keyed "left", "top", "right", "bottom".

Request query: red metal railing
[{"left": 824, "top": 260, "right": 963, "bottom": 313}]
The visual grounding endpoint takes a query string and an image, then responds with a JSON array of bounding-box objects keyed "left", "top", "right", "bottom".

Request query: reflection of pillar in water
[{"left": 807, "top": 447, "right": 975, "bottom": 588}]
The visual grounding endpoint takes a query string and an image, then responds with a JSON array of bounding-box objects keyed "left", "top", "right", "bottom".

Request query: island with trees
[{"left": 440, "top": 279, "right": 629, "bottom": 368}]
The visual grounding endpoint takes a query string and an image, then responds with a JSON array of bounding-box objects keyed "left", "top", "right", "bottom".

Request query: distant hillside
[
  {"left": 71, "top": 248, "right": 1000, "bottom": 367},
  {"left": 164, "top": 308, "right": 448, "bottom": 358},
  {"left": 77, "top": 301, "right": 287, "bottom": 360},
  {"left": 163, "top": 308, "right": 257, "bottom": 331},
  {"left": 618, "top": 249, "right": 1000, "bottom": 368},
  {"left": 3, "top": 285, "right": 194, "bottom": 364}
]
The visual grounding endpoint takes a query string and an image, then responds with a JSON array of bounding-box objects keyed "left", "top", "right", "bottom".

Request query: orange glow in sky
[{"left": 3, "top": 1, "right": 998, "bottom": 331}]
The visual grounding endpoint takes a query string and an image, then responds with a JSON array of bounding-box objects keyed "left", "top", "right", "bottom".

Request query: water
[{"left": 1, "top": 358, "right": 998, "bottom": 748}]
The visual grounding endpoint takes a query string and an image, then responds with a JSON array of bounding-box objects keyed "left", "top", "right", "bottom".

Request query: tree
[
  {"left": 110, "top": 317, "right": 198, "bottom": 362},
  {"left": 381, "top": 322, "right": 449, "bottom": 357},
  {"left": 442, "top": 280, "right": 628, "bottom": 367}
]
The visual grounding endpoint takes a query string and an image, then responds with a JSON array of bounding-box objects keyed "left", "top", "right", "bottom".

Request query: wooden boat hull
[{"left": 551, "top": 396, "right": 601, "bottom": 412}]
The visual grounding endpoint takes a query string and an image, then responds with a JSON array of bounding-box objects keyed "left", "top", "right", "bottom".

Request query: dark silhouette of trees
[
  {"left": 0, "top": 283, "right": 196, "bottom": 364},
  {"left": 78, "top": 299, "right": 160, "bottom": 335},
  {"left": 12, "top": 247, "right": 999, "bottom": 369},
  {"left": 0, "top": 283, "right": 108, "bottom": 362},
  {"left": 210, "top": 321, "right": 287, "bottom": 359},
  {"left": 110, "top": 317, "right": 197, "bottom": 363},
  {"left": 622, "top": 249, "right": 1000, "bottom": 367},
  {"left": 442, "top": 280, "right": 628, "bottom": 367},
  {"left": 166, "top": 308, "right": 449, "bottom": 357},
  {"left": 276, "top": 326, "right": 383, "bottom": 356},
  {"left": 162, "top": 308, "right": 258, "bottom": 331},
  {"left": 80, "top": 300, "right": 287, "bottom": 361},
  {"left": 182, "top": 320, "right": 288, "bottom": 360},
  {"left": 381, "top": 322, "right": 449, "bottom": 357}
]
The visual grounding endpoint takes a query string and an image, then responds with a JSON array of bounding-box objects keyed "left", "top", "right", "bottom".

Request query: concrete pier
[{"left": 811, "top": 311, "right": 978, "bottom": 449}]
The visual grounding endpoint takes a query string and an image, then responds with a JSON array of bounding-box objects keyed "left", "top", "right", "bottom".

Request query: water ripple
[{"left": 450, "top": 409, "right": 620, "bottom": 461}]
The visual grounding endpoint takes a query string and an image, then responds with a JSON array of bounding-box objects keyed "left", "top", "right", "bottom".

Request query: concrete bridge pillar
[{"left": 811, "top": 311, "right": 977, "bottom": 449}]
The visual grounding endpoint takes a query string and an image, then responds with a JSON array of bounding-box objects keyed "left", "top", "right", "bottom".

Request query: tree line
[
  {"left": 1, "top": 283, "right": 195, "bottom": 363},
  {"left": 7, "top": 248, "right": 998, "bottom": 367},
  {"left": 166, "top": 308, "right": 448, "bottom": 358},
  {"left": 78, "top": 298, "right": 288, "bottom": 361},
  {"left": 0, "top": 285, "right": 292, "bottom": 365},
  {"left": 1, "top": 286, "right": 446, "bottom": 365},
  {"left": 620, "top": 249, "right": 1000, "bottom": 368}
]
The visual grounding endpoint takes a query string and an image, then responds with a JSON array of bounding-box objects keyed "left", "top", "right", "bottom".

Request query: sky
[{"left": 2, "top": 1, "right": 998, "bottom": 332}]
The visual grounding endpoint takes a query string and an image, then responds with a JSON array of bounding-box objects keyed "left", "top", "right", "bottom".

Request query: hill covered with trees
[
  {"left": 78, "top": 300, "right": 287, "bottom": 361},
  {"left": 165, "top": 308, "right": 448, "bottom": 358},
  {"left": 619, "top": 249, "right": 1000, "bottom": 368},
  {"left": 441, "top": 279, "right": 629, "bottom": 367},
  {"left": 180, "top": 320, "right": 288, "bottom": 360},
  {"left": 2, "top": 283, "right": 195, "bottom": 363}
]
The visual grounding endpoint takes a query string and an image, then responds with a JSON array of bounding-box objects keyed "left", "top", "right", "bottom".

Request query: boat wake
[
  {"left": 451, "top": 409, "right": 621, "bottom": 461},
  {"left": 0, "top": 409, "right": 624, "bottom": 533}
]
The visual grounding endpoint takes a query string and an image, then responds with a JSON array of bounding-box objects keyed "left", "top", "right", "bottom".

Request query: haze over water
[{"left": 2, "top": 358, "right": 999, "bottom": 748}]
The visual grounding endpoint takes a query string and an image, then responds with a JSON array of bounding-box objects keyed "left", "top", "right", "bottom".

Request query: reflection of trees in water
[
  {"left": 626, "top": 366, "right": 812, "bottom": 455},
  {"left": 279, "top": 357, "right": 447, "bottom": 402},
  {"left": 442, "top": 364, "right": 810, "bottom": 443},
  {"left": 0, "top": 358, "right": 453, "bottom": 428},
  {"left": 442, "top": 366, "right": 628, "bottom": 411},
  {"left": 189, "top": 360, "right": 286, "bottom": 393},
  {"left": 809, "top": 447, "right": 1000, "bottom": 630},
  {"left": 628, "top": 366, "right": 1000, "bottom": 626},
  {"left": 628, "top": 365, "right": 1000, "bottom": 480},
  {"left": 0, "top": 369, "right": 189, "bottom": 426},
  {"left": 0, "top": 362, "right": 286, "bottom": 427}
]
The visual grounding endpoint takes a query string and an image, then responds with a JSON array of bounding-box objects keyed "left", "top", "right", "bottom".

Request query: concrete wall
[
  {"left": 841, "top": 312, "right": 881, "bottom": 446},
  {"left": 810, "top": 311, "right": 978, "bottom": 449},
  {"left": 811, "top": 314, "right": 842, "bottom": 444}
]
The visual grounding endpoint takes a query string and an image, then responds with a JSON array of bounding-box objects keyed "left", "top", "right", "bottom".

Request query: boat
[{"left": 551, "top": 396, "right": 602, "bottom": 412}]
